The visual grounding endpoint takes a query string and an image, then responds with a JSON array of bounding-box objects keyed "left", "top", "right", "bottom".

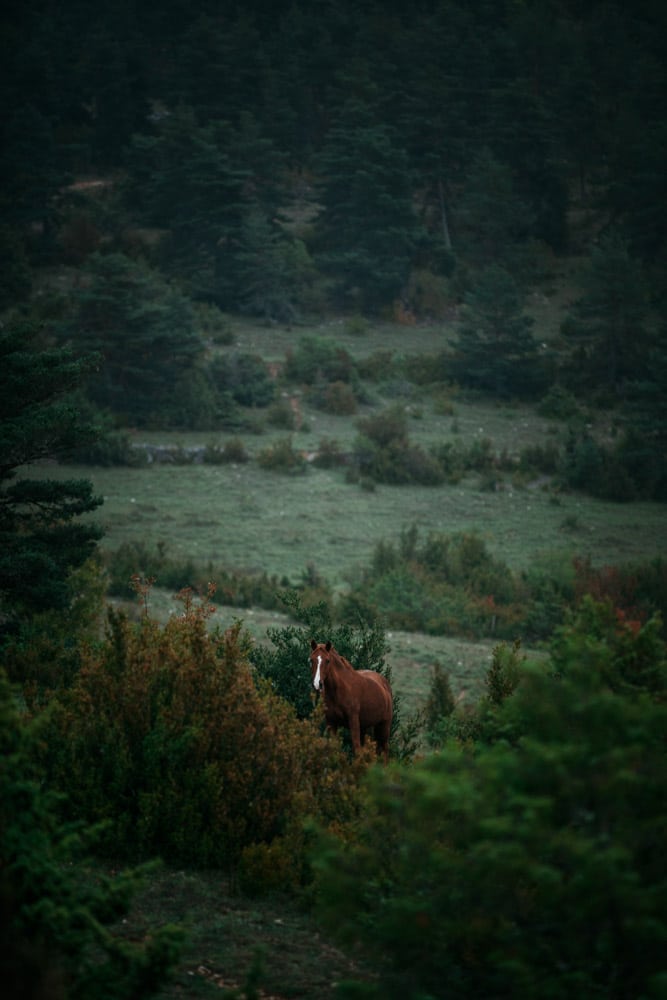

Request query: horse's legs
[
  {"left": 348, "top": 717, "right": 362, "bottom": 755},
  {"left": 375, "top": 722, "right": 390, "bottom": 763}
]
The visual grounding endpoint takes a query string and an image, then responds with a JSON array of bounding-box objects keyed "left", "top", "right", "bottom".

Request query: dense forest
[
  {"left": 2, "top": 0, "right": 667, "bottom": 469},
  {"left": 2, "top": 2, "right": 667, "bottom": 998},
  {"left": 2, "top": 2, "right": 666, "bottom": 318}
]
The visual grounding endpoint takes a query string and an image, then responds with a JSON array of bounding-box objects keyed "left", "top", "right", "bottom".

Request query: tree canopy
[{"left": 0, "top": 326, "right": 103, "bottom": 623}]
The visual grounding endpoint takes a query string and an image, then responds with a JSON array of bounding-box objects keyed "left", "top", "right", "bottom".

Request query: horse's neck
[{"left": 325, "top": 653, "right": 353, "bottom": 692}]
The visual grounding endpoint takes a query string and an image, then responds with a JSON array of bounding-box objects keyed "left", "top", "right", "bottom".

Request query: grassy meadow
[{"left": 47, "top": 315, "right": 667, "bottom": 719}]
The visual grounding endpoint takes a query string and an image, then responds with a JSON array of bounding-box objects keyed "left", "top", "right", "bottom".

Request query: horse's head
[{"left": 310, "top": 639, "right": 333, "bottom": 691}]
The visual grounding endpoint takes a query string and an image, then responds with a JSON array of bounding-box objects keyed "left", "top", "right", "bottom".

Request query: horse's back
[{"left": 357, "top": 669, "right": 393, "bottom": 723}]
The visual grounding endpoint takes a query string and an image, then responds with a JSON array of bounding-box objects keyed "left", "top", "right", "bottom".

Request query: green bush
[
  {"left": 2, "top": 559, "right": 107, "bottom": 704},
  {"left": 210, "top": 351, "right": 276, "bottom": 407},
  {"left": 313, "top": 607, "right": 667, "bottom": 999},
  {"left": 537, "top": 384, "right": 582, "bottom": 420},
  {"left": 312, "top": 437, "right": 346, "bottom": 468},
  {"left": 356, "top": 350, "right": 396, "bottom": 382},
  {"left": 202, "top": 437, "right": 250, "bottom": 464},
  {"left": 559, "top": 430, "right": 638, "bottom": 501},
  {"left": 424, "top": 663, "right": 456, "bottom": 742},
  {"left": 104, "top": 541, "right": 202, "bottom": 598},
  {"left": 257, "top": 436, "right": 307, "bottom": 474},
  {"left": 352, "top": 406, "right": 445, "bottom": 485},
  {"left": 322, "top": 380, "right": 358, "bottom": 414},
  {"left": 518, "top": 441, "right": 560, "bottom": 475},
  {"left": 347, "top": 529, "right": 527, "bottom": 639},
  {"left": 162, "top": 367, "right": 225, "bottom": 429},
  {"left": 194, "top": 302, "right": 234, "bottom": 344},
  {"left": 266, "top": 397, "right": 298, "bottom": 428},
  {"left": 103, "top": 541, "right": 287, "bottom": 612},
  {"left": 41, "top": 593, "right": 367, "bottom": 877},
  {"left": 284, "top": 335, "right": 356, "bottom": 385},
  {"left": 0, "top": 670, "right": 182, "bottom": 999}
]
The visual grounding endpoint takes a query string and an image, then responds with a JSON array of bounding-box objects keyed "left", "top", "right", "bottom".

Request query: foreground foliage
[
  {"left": 0, "top": 670, "right": 182, "bottom": 1000},
  {"left": 39, "top": 586, "right": 371, "bottom": 889},
  {"left": 0, "top": 326, "right": 103, "bottom": 625},
  {"left": 313, "top": 601, "right": 667, "bottom": 999}
]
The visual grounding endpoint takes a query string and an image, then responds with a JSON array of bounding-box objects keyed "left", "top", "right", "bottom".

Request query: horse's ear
[
  {"left": 310, "top": 639, "right": 318, "bottom": 650},
  {"left": 325, "top": 640, "right": 332, "bottom": 651}
]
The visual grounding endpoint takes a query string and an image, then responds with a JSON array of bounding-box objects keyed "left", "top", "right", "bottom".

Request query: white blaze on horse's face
[{"left": 312, "top": 654, "right": 323, "bottom": 691}]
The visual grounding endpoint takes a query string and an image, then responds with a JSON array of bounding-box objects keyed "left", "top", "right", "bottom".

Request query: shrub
[
  {"left": 2, "top": 559, "right": 107, "bottom": 705},
  {"left": 210, "top": 352, "right": 275, "bottom": 407},
  {"left": 257, "top": 436, "right": 307, "bottom": 474},
  {"left": 267, "top": 397, "right": 298, "bottom": 428},
  {"left": 194, "top": 302, "right": 234, "bottom": 344},
  {"left": 313, "top": 613, "right": 667, "bottom": 999},
  {"left": 356, "top": 405, "right": 407, "bottom": 449},
  {"left": 405, "top": 267, "right": 452, "bottom": 319},
  {"left": 0, "top": 669, "right": 182, "bottom": 999},
  {"left": 312, "top": 437, "right": 346, "bottom": 468},
  {"left": 163, "top": 368, "right": 224, "bottom": 430},
  {"left": 284, "top": 336, "right": 355, "bottom": 385},
  {"left": 344, "top": 314, "right": 368, "bottom": 337},
  {"left": 347, "top": 529, "right": 527, "bottom": 639},
  {"left": 559, "top": 430, "right": 638, "bottom": 501},
  {"left": 104, "top": 541, "right": 202, "bottom": 598},
  {"left": 203, "top": 437, "right": 250, "bottom": 464},
  {"left": 537, "top": 384, "right": 581, "bottom": 420},
  {"left": 41, "top": 590, "right": 367, "bottom": 878},
  {"left": 322, "top": 380, "right": 358, "bottom": 414},
  {"left": 424, "top": 663, "right": 456, "bottom": 739},
  {"left": 73, "top": 428, "right": 148, "bottom": 467},
  {"left": 356, "top": 350, "right": 396, "bottom": 382},
  {"left": 353, "top": 406, "right": 445, "bottom": 485},
  {"left": 518, "top": 442, "right": 560, "bottom": 475}
]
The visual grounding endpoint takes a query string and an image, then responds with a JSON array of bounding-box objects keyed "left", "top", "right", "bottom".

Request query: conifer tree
[
  {"left": 316, "top": 100, "right": 419, "bottom": 311},
  {"left": 451, "top": 264, "right": 544, "bottom": 398},
  {"left": 0, "top": 325, "right": 103, "bottom": 625},
  {"left": 234, "top": 204, "right": 315, "bottom": 321},
  {"left": 66, "top": 251, "right": 205, "bottom": 426},
  {"left": 455, "top": 148, "right": 533, "bottom": 268},
  {"left": 561, "top": 231, "right": 649, "bottom": 391}
]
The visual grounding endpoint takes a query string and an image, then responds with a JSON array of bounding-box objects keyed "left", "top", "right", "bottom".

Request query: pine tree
[
  {"left": 316, "top": 99, "right": 420, "bottom": 311},
  {"left": 123, "top": 107, "right": 248, "bottom": 301},
  {"left": 66, "top": 251, "right": 204, "bottom": 426},
  {"left": 452, "top": 264, "right": 545, "bottom": 398},
  {"left": 621, "top": 328, "right": 667, "bottom": 498},
  {"left": 0, "top": 325, "right": 103, "bottom": 624},
  {"left": 455, "top": 148, "right": 533, "bottom": 269},
  {"left": 234, "top": 205, "right": 315, "bottom": 321},
  {"left": 560, "top": 231, "right": 649, "bottom": 391}
]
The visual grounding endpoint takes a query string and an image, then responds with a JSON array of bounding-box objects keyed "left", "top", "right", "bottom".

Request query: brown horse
[{"left": 309, "top": 640, "right": 393, "bottom": 761}]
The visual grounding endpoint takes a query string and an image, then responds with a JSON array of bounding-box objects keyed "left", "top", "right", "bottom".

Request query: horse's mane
[{"left": 329, "top": 646, "right": 354, "bottom": 671}]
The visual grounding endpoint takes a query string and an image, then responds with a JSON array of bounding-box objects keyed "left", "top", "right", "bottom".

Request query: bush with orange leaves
[{"left": 40, "top": 584, "right": 368, "bottom": 884}]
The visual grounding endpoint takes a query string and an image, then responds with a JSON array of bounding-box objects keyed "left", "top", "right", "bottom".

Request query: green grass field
[
  {"left": 45, "top": 317, "right": 667, "bottom": 720},
  {"left": 44, "top": 316, "right": 667, "bottom": 724},
  {"left": 54, "top": 444, "right": 667, "bottom": 589}
]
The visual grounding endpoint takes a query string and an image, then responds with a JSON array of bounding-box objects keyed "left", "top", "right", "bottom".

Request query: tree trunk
[{"left": 438, "top": 177, "right": 453, "bottom": 251}]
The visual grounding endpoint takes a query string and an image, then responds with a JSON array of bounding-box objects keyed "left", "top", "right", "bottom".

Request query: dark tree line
[
  {"left": 2, "top": 0, "right": 666, "bottom": 292},
  {"left": 1, "top": 0, "right": 666, "bottom": 480}
]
